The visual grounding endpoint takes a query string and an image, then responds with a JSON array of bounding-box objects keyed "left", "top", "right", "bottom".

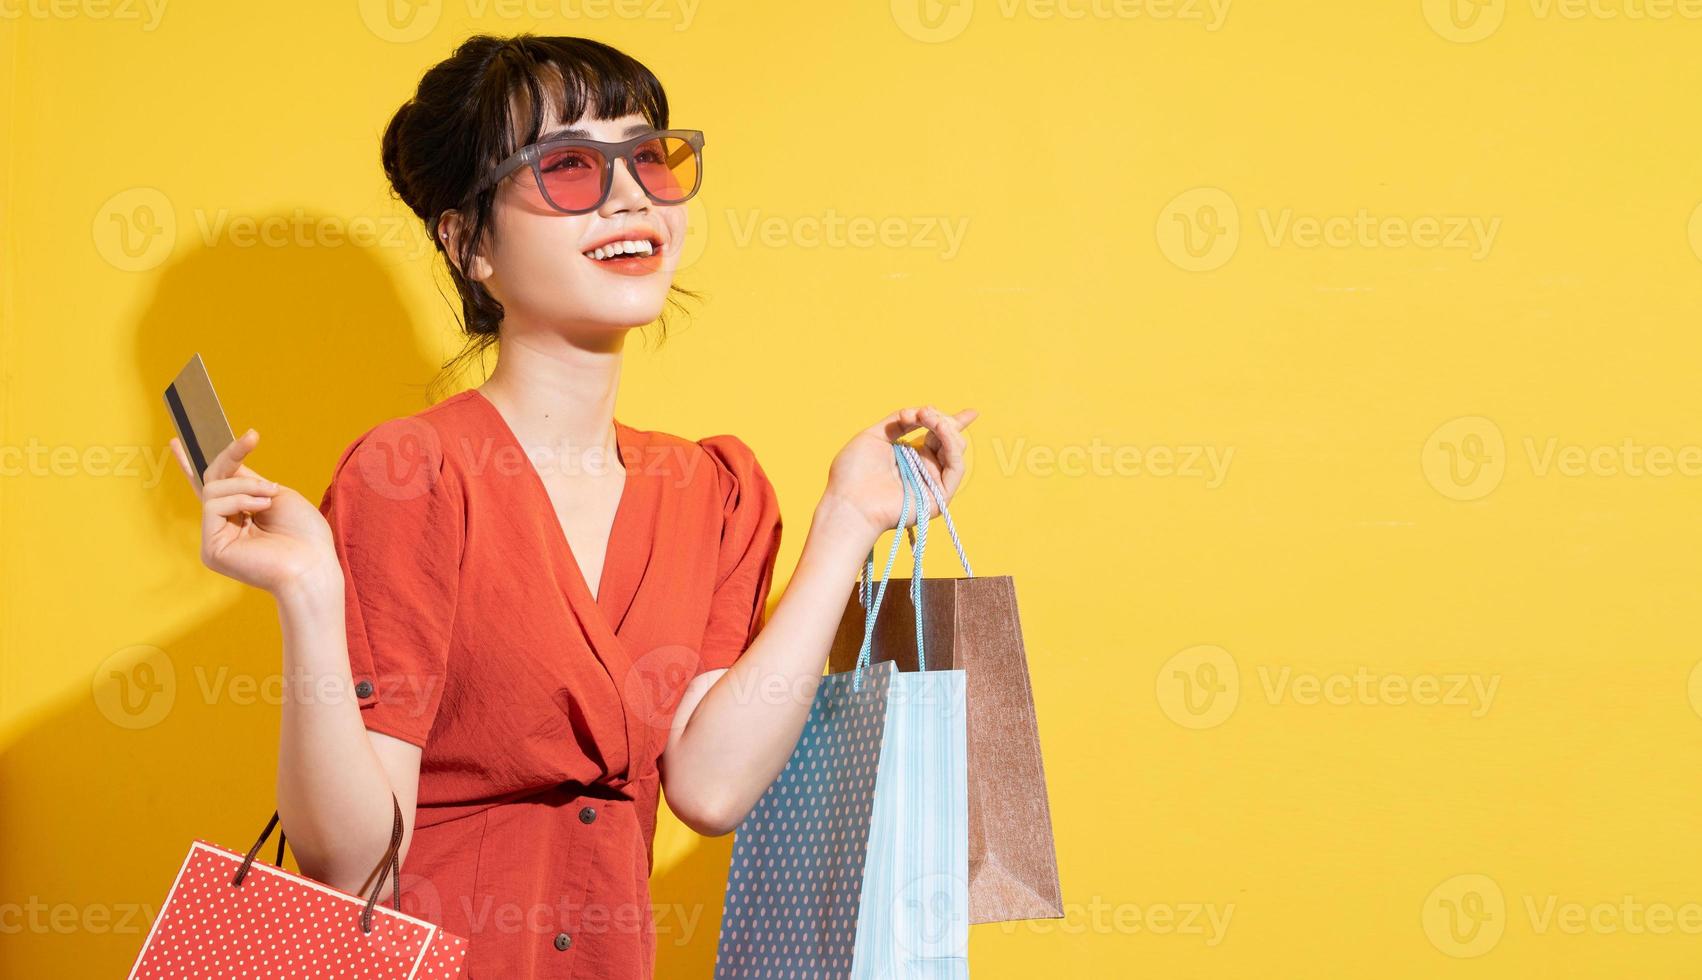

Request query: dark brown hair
[{"left": 380, "top": 34, "right": 697, "bottom": 400}]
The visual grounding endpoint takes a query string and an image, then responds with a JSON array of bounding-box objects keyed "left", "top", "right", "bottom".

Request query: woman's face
[{"left": 464, "top": 111, "right": 689, "bottom": 342}]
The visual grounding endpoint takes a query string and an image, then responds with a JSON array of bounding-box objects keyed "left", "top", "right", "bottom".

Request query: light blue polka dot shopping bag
[
  {"left": 824, "top": 443, "right": 1063, "bottom": 928},
  {"left": 714, "top": 444, "right": 971, "bottom": 980}
]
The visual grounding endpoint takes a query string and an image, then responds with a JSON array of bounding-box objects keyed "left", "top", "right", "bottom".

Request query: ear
[{"left": 435, "top": 210, "right": 495, "bottom": 282}]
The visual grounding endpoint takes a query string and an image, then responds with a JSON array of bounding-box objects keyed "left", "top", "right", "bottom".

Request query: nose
[{"left": 599, "top": 154, "right": 651, "bottom": 216}]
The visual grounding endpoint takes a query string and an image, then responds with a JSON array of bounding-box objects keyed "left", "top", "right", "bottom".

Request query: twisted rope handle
[
  {"left": 898, "top": 441, "right": 973, "bottom": 578},
  {"left": 858, "top": 442, "right": 974, "bottom": 610},
  {"left": 234, "top": 795, "right": 405, "bottom": 935},
  {"left": 851, "top": 442, "right": 946, "bottom": 687},
  {"left": 853, "top": 443, "right": 926, "bottom": 690},
  {"left": 894, "top": 444, "right": 929, "bottom": 671}
]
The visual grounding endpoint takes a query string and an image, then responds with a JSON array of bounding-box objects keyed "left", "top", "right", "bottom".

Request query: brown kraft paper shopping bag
[{"left": 827, "top": 448, "right": 1063, "bottom": 924}]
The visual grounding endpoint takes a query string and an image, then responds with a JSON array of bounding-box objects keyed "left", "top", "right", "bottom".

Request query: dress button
[
  {"left": 354, "top": 680, "right": 374, "bottom": 699},
  {"left": 553, "top": 932, "right": 572, "bottom": 951},
  {"left": 579, "top": 806, "right": 597, "bottom": 824}
]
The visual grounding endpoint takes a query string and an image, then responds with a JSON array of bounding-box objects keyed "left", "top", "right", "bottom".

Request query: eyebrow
[{"left": 536, "top": 123, "right": 655, "bottom": 141}]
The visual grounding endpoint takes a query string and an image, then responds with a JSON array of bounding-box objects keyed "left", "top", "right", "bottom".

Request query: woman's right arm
[
  {"left": 170, "top": 429, "right": 418, "bottom": 901},
  {"left": 273, "top": 567, "right": 421, "bottom": 901}
]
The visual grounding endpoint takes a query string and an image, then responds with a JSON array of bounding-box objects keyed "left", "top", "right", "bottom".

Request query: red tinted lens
[
  {"left": 630, "top": 136, "right": 699, "bottom": 203},
  {"left": 536, "top": 144, "right": 608, "bottom": 211}
]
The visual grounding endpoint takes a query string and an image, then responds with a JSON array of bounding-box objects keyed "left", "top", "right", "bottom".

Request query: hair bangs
[{"left": 495, "top": 37, "right": 670, "bottom": 164}]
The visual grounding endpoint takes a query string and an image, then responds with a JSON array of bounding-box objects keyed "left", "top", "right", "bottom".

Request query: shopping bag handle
[
  {"left": 232, "top": 793, "right": 406, "bottom": 935},
  {"left": 852, "top": 443, "right": 918, "bottom": 688},
  {"left": 897, "top": 441, "right": 973, "bottom": 579},
  {"left": 854, "top": 442, "right": 951, "bottom": 685}
]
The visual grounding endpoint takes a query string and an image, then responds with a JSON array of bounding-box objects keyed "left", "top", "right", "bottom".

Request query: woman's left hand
[{"left": 821, "top": 404, "right": 978, "bottom": 545}]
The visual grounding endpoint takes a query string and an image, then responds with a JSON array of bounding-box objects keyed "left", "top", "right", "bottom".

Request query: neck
[{"left": 477, "top": 328, "right": 626, "bottom": 480}]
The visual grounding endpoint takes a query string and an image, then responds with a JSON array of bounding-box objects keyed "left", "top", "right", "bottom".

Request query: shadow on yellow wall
[{"left": 0, "top": 213, "right": 733, "bottom": 973}]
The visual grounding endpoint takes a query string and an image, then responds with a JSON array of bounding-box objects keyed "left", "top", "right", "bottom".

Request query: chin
[{"left": 581, "top": 298, "right": 670, "bottom": 331}]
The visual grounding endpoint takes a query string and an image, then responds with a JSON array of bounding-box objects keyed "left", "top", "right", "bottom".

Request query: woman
[{"left": 167, "top": 33, "right": 975, "bottom": 978}]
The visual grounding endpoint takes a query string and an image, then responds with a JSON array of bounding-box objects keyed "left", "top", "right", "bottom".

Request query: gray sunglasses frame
[{"left": 469, "top": 128, "right": 705, "bottom": 216}]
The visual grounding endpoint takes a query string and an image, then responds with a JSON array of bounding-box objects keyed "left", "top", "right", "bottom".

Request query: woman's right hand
[
  {"left": 821, "top": 404, "right": 977, "bottom": 546},
  {"left": 169, "top": 428, "right": 340, "bottom": 596}
]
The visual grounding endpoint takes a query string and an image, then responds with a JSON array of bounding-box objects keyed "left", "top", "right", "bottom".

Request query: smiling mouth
[{"left": 583, "top": 239, "right": 662, "bottom": 262}]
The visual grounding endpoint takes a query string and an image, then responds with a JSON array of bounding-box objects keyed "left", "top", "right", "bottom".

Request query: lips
[
  {"left": 581, "top": 230, "right": 664, "bottom": 260},
  {"left": 586, "top": 253, "right": 662, "bottom": 276},
  {"left": 581, "top": 232, "right": 666, "bottom": 276},
  {"left": 586, "top": 241, "right": 656, "bottom": 262}
]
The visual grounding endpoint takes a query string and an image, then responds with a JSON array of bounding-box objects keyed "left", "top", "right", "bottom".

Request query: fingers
[
  {"left": 200, "top": 465, "right": 278, "bottom": 537},
  {"left": 872, "top": 404, "right": 978, "bottom": 444},
  {"left": 868, "top": 409, "right": 909, "bottom": 442},
  {"left": 172, "top": 435, "right": 272, "bottom": 500},
  {"left": 203, "top": 475, "right": 280, "bottom": 501},
  {"left": 867, "top": 405, "right": 977, "bottom": 519},
  {"left": 912, "top": 405, "right": 973, "bottom": 502},
  {"left": 874, "top": 406, "right": 939, "bottom": 443},
  {"left": 205, "top": 428, "right": 260, "bottom": 484},
  {"left": 205, "top": 493, "right": 274, "bottom": 518}
]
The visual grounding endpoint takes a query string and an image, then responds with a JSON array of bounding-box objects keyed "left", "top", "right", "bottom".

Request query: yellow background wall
[{"left": 4, "top": 0, "right": 1702, "bottom": 975}]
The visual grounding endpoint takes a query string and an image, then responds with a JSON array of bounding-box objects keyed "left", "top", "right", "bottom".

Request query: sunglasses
[{"left": 470, "top": 128, "right": 705, "bottom": 215}]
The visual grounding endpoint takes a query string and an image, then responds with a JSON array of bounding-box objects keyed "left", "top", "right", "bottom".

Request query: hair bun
[{"left": 380, "top": 102, "right": 418, "bottom": 213}]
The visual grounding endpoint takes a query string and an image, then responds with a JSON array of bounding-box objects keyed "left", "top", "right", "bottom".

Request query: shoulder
[
  {"left": 322, "top": 392, "right": 484, "bottom": 507},
  {"left": 696, "top": 434, "right": 775, "bottom": 505},
  {"left": 696, "top": 432, "right": 765, "bottom": 481},
  {"left": 619, "top": 422, "right": 776, "bottom": 512}
]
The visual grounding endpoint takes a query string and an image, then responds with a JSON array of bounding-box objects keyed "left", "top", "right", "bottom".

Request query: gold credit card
[{"left": 163, "top": 353, "right": 237, "bottom": 492}]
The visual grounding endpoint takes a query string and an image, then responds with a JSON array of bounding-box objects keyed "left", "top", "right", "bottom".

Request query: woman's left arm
[{"left": 659, "top": 404, "right": 976, "bottom": 836}]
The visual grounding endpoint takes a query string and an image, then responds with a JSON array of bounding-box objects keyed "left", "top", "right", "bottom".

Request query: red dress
[{"left": 315, "top": 388, "right": 783, "bottom": 979}]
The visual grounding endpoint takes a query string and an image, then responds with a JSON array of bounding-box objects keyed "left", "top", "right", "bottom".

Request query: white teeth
[{"left": 587, "top": 239, "right": 656, "bottom": 260}]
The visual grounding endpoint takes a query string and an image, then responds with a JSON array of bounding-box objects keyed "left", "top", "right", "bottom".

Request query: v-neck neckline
[{"left": 464, "top": 386, "right": 645, "bottom": 626}]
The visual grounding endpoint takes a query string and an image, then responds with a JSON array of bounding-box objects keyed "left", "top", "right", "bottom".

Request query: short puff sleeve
[
  {"left": 696, "top": 434, "right": 783, "bottom": 674},
  {"left": 317, "top": 417, "right": 465, "bottom": 748}
]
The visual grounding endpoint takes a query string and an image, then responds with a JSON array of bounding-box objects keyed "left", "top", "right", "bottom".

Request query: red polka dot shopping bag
[{"left": 127, "top": 794, "right": 468, "bottom": 978}]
